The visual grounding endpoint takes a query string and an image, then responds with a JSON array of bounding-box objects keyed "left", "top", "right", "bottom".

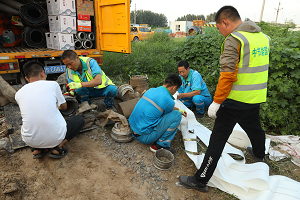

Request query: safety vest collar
[{"left": 69, "top": 57, "right": 88, "bottom": 75}]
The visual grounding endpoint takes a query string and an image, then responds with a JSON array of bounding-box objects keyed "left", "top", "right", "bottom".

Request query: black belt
[{"left": 133, "top": 132, "right": 141, "bottom": 138}]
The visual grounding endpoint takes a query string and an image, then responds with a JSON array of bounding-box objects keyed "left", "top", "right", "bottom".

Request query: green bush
[
  {"left": 102, "top": 24, "right": 300, "bottom": 135},
  {"left": 173, "top": 27, "right": 223, "bottom": 94},
  {"left": 260, "top": 27, "right": 300, "bottom": 135},
  {"left": 102, "top": 33, "right": 185, "bottom": 88}
]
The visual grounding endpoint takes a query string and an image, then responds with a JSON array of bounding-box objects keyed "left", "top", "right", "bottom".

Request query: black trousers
[
  {"left": 65, "top": 115, "right": 85, "bottom": 141},
  {"left": 194, "top": 105, "right": 265, "bottom": 183}
]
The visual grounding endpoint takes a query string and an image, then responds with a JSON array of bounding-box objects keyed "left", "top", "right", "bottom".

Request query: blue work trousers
[
  {"left": 180, "top": 95, "right": 212, "bottom": 114},
  {"left": 133, "top": 110, "right": 181, "bottom": 148},
  {"left": 75, "top": 85, "right": 118, "bottom": 106}
]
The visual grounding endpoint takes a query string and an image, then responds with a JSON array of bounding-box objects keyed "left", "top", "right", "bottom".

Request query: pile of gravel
[{"left": 83, "top": 126, "right": 181, "bottom": 200}]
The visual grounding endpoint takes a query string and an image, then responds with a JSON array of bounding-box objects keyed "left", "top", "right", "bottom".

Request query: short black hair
[
  {"left": 23, "top": 61, "right": 44, "bottom": 78},
  {"left": 61, "top": 50, "right": 77, "bottom": 61},
  {"left": 164, "top": 73, "right": 182, "bottom": 88},
  {"left": 215, "top": 6, "right": 241, "bottom": 24},
  {"left": 177, "top": 60, "right": 189, "bottom": 70}
]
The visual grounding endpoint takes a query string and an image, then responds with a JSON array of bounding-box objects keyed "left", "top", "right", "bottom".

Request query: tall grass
[{"left": 101, "top": 32, "right": 186, "bottom": 87}]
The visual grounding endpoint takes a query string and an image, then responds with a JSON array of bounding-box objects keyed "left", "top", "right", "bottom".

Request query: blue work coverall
[
  {"left": 129, "top": 86, "right": 181, "bottom": 148},
  {"left": 178, "top": 69, "right": 212, "bottom": 114},
  {"left": 67, "top": 58, "right": 117, "bottom": 106}
]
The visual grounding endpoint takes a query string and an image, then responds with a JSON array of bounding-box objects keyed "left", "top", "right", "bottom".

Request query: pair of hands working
[{"left": 63, "top": 82, "right": 83, "bottom": 96}]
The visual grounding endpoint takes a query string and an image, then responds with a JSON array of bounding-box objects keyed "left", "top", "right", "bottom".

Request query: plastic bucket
[{"left": 153, "top": 149, "right": 174, "bottom": 170}]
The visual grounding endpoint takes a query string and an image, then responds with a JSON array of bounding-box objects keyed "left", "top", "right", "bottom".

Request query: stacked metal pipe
[{"left": 74, "top": 32, "right": 95, "bottom": 49}]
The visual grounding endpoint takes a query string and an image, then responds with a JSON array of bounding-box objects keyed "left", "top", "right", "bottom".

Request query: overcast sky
[{"left": 130, "top": 0, "right": 300, "bottom": 24}]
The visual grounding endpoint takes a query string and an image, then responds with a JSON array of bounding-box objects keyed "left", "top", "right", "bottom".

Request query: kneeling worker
[
  {"left": 177, "top": 60, "right": 212, "bottom": 118},
  {"left": 61, "top": 50, "right": 118, "bottom": 107},
  {"left": 129, "top": 73, "right": 187, "bottom": 154}
]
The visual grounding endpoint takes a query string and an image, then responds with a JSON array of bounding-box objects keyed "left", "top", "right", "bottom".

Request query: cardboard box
[
  {"left": 48, "top": 16, "right": 56, "bottom": 32},
  {"left": 76, "top": 0, "right": 94, "bottom": 16},
  {"left": 45, "top": 32, "right": 53, "bottom": 48},
  {"left": 77, "top": 20, "right": 91, "bottom": 32},
  {"left": 46, "top": 0, "right": 54, "bottom": 15},
  {"left": 78, "top": 14, "right": 90, "bottom": 20},
  {"left": 49, "top": 15, "right": 77, "bottom": 33},
  {"left": 50, "top": 0, "right": 76, "bottom": 16},
  {"left": 52, "top": 33, "right": 75, "bottom": 50}
]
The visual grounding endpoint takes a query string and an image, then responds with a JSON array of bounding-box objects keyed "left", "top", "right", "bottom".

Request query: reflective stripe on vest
[
  {"left": 67, "top": 57, "right": 114, "bottom": 89},
  {"left": 142, "top": 96, "right": 163, "bottom": 113},
  {"left": 221, "top": 31, "right": 270, "bottom": 103}
]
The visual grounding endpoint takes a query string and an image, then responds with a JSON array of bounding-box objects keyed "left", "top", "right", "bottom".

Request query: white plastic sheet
[{"left": 175, "top": 99, "right": 300, "bottom": 200}]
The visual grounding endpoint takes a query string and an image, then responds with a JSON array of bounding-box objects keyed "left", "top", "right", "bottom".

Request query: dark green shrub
[{"left": 102, "top": 23, "right": 300, "bottom": 135}]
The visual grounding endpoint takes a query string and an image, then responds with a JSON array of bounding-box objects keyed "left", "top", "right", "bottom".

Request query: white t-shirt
[{"left": 15, "top": 80, "right": 67, "bottom": 148}]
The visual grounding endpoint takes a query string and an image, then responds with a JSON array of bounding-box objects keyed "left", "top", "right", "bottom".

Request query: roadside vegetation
[
  {"left": 102, "top": 23, "right": 300, "bottom": 199},
  {"left": 102, "top": 23, "right": 300, "bottom": 136}
]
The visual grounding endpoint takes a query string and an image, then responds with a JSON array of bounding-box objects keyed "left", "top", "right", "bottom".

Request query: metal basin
[{"left": 153, "top": 149, "right": 174, "bottom": 170}]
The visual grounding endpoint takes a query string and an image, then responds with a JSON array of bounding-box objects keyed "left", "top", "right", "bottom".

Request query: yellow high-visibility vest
[
  {"left": 67, "top": 57, "right": 114, "bottom": 89},
  {"left": 221, "top": 31, "right": 271, "bottom": 103}
]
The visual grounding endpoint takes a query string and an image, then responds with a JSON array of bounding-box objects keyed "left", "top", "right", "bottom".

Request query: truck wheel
[{"left": 133, "top": 37, "right": 139, "bottom": 42}]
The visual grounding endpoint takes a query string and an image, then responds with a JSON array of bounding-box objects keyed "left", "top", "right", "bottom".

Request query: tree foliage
[
  {"left": 176, "top": 14, "right": 205, "bottom": 21},
  {"left": 206, "top": 12, "right": 217, "bottom": 23},
  {"left": 130, "top": 10, "right": 167, "bottom": 27}
]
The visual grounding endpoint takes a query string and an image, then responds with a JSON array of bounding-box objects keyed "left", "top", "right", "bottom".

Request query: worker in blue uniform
[
  {"left": 129, "top": 73, "right": 187, "bottom": 154},
  {"left": 177, "top": 60, "right": 212, "bottom": 118}
]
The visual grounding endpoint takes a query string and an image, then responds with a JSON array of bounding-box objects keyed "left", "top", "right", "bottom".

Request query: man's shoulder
[{"left": 190, "top": 69, "right": 201, "bottom": 78}]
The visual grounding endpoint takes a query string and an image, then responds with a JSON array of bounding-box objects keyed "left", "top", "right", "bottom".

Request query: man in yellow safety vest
[
  {"left": 179, "top": 5, "right": 271, "bottom": 192},
  {"left": 61, "top": 50, "right": 117, "bottom": 107}
]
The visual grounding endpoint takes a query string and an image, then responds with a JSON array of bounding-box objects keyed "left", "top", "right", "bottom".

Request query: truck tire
[{"left": 133, "top": 37, "right": 139, "bottom": 42}]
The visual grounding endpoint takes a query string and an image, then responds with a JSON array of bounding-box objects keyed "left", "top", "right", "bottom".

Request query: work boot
[
  {"left": 194, "top": 113, "right": 204, "bottom": 118},
  {"left": 179, "top": 176, "right": 208, "bottom": 192},
  {"left": 247, "top": 147, "right": 266, "bottom": 163},
  {"left": 150, "top": 143, "right": 176, "bottom": 154}
]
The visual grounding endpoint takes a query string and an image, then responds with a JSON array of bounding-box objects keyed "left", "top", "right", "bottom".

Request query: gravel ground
[{"left": 83, "top": 126, "right": 179, "bottom": 200}]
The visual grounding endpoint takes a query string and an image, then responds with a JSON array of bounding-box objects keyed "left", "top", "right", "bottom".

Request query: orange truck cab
[
  {"left": 130, "top": 26, "right": 154, "bottom": 42},
  {"left": 0, "top": 0, "right": 131, "bottom": 84}
]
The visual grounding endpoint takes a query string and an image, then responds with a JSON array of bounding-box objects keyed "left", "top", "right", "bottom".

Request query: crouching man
[
  {"left": 15, "top": 61, "right": 85, "bottom": 159},
  {"left": 129, "top": 73, "right": 187, "bottom": 154},
  {"left": 61, "top": 50, "right": 118, "bottom": 107}
]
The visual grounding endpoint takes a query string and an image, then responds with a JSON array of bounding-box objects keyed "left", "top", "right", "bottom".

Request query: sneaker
[
  {"left": 150, "top": 143, "right": 176, "bottom": 154},
  {"left": 179, "top": 176, "right": 208, "bottom": 192},
  {"left": 247, "top": 147, "right": 266, "bottom": 163},
  {"left": 194, "top": 113, "right": 204, "bottom": 118}
]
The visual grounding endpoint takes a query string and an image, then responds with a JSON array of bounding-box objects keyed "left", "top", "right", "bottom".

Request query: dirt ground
[
  {"left": 1, "top": 111, "right": 299, "bottom": 200},
  {"left": 0, "top": 113, "right": 232, "bottom": 200}
]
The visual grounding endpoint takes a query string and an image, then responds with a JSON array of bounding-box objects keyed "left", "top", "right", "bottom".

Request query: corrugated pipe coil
[
  {"left": 19, "top": 3, "right": 48, "bottom": 27},
  {"left": 22, "top": 26, "right": 46, "bottom": 48},
  {"left": 60, "top": 96, "right": 78, "bottom": 117}
]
